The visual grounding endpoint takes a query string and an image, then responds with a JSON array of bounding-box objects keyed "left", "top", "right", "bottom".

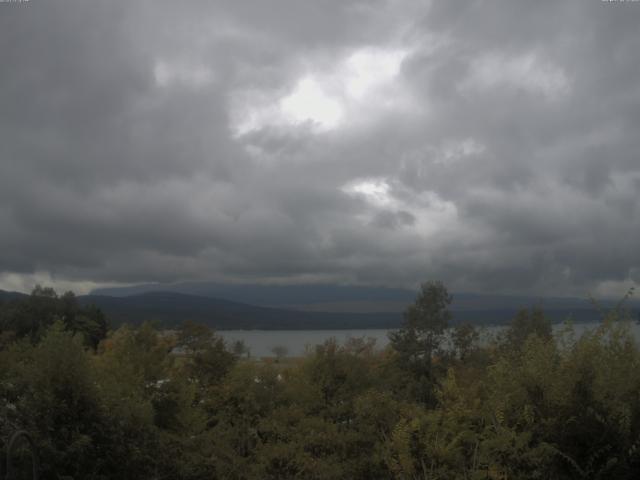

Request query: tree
[
  {"left": 232, "top": 339, "right": 250, "bottom": 358},
  {"left": 0, "top": 287, "right": 108, "bottom": 347},
  {"left": 452, "top": 322, "right": 479, "bottom": 361},
  {"left": 59, "top": 291, "right": 108, "bottom": 349},
  {"left": 271, "top": 345, "right": 288, "bottom": 363},
  {"left": 390, "top": 281, "right": 452, "bottom": 362},
  {"left": 389, "top": 281, "right": 452, "bottom": 403},
  {"left": 503, "top": 306, "right": 552, "bottom": 353},
  {"left": 177, "top": 321, "right": 236, "bottom": 388},
  {"left": 13, "top": 321, "right": 105, "bottom": 478}
]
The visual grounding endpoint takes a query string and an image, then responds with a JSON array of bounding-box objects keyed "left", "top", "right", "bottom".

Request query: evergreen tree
[{"left": 389, "top": 280, "right": 452, "bottom": 403}]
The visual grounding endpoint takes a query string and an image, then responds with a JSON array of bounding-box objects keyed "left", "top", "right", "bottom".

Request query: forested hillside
[{"left": 1, "top": 283, "right": 640, "bottom": 479}]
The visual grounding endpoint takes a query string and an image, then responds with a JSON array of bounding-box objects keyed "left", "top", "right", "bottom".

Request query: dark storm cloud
[{"left": 1, "top": 0, "right": 639, "bottom": 296}]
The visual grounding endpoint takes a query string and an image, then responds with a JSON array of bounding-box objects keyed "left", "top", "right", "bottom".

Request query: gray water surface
[{"left": 218, "top": 321, "right": 640, "bottom": 357}]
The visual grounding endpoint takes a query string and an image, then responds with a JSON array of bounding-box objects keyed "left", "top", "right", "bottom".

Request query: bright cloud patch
[
  {"left": 0, "top": 272, "right": 106, "bottom": 296},
  {"left": 344, "top": 48, "right": 407, "bottom": 100},
  {"left": 231, "top": 47, "right": 411, "bottom": 136},
  {"left": 459, "top": 52, "right": 570, "bottom": 99},
  {"left": 342, "top": 177, "right": 459, "bottom": 237},
  {"left": 343, "top": 178, "right": 393, "bottom": 207},
  {"left": 280, "top": 77, "right": 345, "bottom": 130}
]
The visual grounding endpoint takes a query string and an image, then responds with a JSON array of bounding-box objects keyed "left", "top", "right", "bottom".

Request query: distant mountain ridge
[
  {"left": 81, "top": 291, "right": 402, "bottom": 329},
  {"left": 91, "top": 281, "right": 638, "bottom": 312},
  {"left": 0, "top": 290, "right": 27, "bottom": 301},
  {"left": 3, "top": 285, "right": 637, "bottom": 330},
  {"left": 91, "top": 282, "right": 417, "bottom": 307},
  {"left": 0, "top": 289, "right": 401, "bottom": 329}
]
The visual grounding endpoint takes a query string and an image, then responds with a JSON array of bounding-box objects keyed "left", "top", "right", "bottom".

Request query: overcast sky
[{"left": 1, "top": 0, "right": 639, "bottom": 297}]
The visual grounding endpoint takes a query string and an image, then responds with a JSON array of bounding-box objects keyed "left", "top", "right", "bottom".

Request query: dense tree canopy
[
  {"left": 0, "top": 286, "right": 108, "bottom": 348},
  {"left": 1, "top": 285, "right": 640, "bottom": 479}
]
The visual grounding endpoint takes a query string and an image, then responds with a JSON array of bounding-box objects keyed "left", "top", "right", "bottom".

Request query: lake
[{"left": 218, "top": 321, "right": 640, "bottom": 357}]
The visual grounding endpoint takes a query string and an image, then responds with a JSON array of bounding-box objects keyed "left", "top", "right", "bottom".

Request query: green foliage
[
  {"left": 389, "top": 280, "right": 453, "bottom": 404},
  {"left": 177, "top": 320, "right": 237, "bottom": 391},
  {"left": 502, "top": 306, "right": 552, "bottom": 354},
  {"left": 0, "top": 286, "right": 108, "bottom": 348},
  {"left": 2, "top": 322, "right": 106, "bottom": 477},
  {"left": 452, "top": 322, "right": 480, "bottom": 361},
  {"left": 390, "top": 281, "right": 452, "bottom": 360},
  {"left": 2, "top": 284, "right": 640, "bottom": 479}
]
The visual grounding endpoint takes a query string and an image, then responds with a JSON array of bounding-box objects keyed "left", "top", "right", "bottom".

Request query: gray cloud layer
[{"left": 1, "top": 0, "right": 639, "bottom": 296}]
